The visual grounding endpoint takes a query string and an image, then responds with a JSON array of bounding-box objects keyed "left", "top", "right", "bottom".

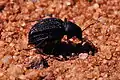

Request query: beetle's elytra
[
  {"left": 28, "top": 18, "right": 83, "bottom": 48},
  {"left": 28, "top": 18, "right": 65, "bottom": 47}
]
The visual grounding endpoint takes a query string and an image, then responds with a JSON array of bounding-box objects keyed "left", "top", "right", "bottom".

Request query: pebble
[
  {"left": 7, "top": 65, "right": 24, "bottom": 78},
  {"left": 93, "top": 3, "right": 99, "bottom": 9},
  {"left": 105, "top": 53, "right": 112, "bottom": 60},
  {"left": 0, "top": 72, "right": 4, "bottom": 77},
  {"left": 79, "top": 53, "right": 88, "bottom": 59},
  {"left": 31, "top": 0, "right": 37, "bottom": 2},
  {"left": 25, "top": 70, "right": 39, "bottom": 79},
  {"left": 0, "top": 40, "right": 4, "bottom": 47},
  {"left": 18, "top": 75, "right": 26, "bottom": 80},
  {"left": 1, "top": 55, "right": 12, "bottom": 64}
]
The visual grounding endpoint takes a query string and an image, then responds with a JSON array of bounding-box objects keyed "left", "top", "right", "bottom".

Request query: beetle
[
  {"left": 28, "top": 17, "right": 97, "bottom": 59},
  {"left": 28, "top": 18, "right": 83, "bottom": 50}
]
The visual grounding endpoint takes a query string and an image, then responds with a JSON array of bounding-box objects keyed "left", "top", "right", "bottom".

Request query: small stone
[
  {"left": 21, "top": 22, "right": 26, "bottom": 27},
  {"left": 93, "top": 3, "right": 99, "bottom": 9},
  {"left": 116, "top": 47, "right": 120, "bottom": 52},
  {"left": 59, "top": 55, "right": 63, "bottom": 59},
  {"left": 31, "top": 0, "right": 37, "bottom": 2},
  {"left": 93, "top": 11, "right": 99, "bottom": 20},
  {"left": 71, "top": 53, "right": 75, "bottom": 56},
  {"left": 79, "top": 53, "right": 88, "bottom": 59},
  {"left": 66, "top": 1, "right": 71, "bottom": 6},
  {"left": 64, "top": 0, "right": 73, "bottom": 6},
  {"left": 7, "top": 65, "right": 24, "bottom": 78},
  {"left": 43, "top": 72, "right": 55, "bottom": 80},
  {"left": 0, "top": 72, "right": 4, "bottom": 77},
  {"left": 0, "top": 40, "right": 4, "bottom": 47},
  {"left": 105, "top": 53, "right": 112, "bottom": 60},
  {"left": 9, "top": 76, "right": 15, "bottom": 80},
  {"left": 18, "top": 75, "right": 26, "bottom": 80},
  {"left": 1, "top": 55, "right": 12, "bottom": 64},
  {"left": 9, "top": 43, "right": 15, "bottom": 47},
  {"left": 6, "top": 37, "right": 12, "bottom": 43},
  {"left": 98, "top": 77, "right": 103, "bottom": 80},
  {"left": 0, "top": 0, "right": 8, "bottom": 8},
  {"left": 95, "top": 0, "right": 104, "bottom": 3},
  {"left": 86, "top": 73, "right": 93, "bottom": 79},
  {"left": 25, "top": 70, "right": 39, "bottom": 79},
  {"left": 18, "top": 35, "right": 28, "bottom": 50},
  {"left": 102, "top": 59, "right": 107, "bottom": 64},
  {"left": 26, "top": 1, "right": 35, "bottom": 11}
]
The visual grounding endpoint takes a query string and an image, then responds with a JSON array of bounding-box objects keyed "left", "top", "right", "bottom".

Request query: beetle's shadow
[{"left": 41, "top": 40, "right": 98, "bottom": 59}]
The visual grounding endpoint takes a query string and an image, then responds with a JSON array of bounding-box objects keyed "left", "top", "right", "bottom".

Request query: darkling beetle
[
  {"left": 28, "top": 18, "right": 83, "bottom": 48},
  {"left": 28, "top": 17, "right": 96, "bottom": 56}
]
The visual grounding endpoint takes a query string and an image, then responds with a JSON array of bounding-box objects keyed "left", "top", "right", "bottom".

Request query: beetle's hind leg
[{"left": 34, "top": 36, "right": 49, "bottom": 48}]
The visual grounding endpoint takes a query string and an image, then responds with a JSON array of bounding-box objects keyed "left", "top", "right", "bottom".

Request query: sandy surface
[{"left": 0, "top": 0, "right": 120, "bottom": 80}]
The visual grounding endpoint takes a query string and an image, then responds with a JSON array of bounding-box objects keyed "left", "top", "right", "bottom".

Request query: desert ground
[{"left": 0, "top": 0, "right": 120, "bottom": 80}]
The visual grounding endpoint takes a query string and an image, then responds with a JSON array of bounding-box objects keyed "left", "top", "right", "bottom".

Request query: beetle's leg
[
  {"left": 81, "top": 37, "right": 88, "bottom": 46},
  {"left": 35, "top": 36, "right": 49, "bottom": 48}
]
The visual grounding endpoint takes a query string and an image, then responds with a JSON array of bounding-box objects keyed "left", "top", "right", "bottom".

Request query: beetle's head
[{"left": 63, "top": 18, "right": 82, "bottom": 40}]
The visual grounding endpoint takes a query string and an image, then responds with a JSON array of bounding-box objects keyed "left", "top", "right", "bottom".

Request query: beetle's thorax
[{"left": 63, "top": 20, "right": 82, "bottom": 40}]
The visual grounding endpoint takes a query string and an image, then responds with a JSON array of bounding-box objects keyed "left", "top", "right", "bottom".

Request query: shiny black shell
[{"left": 28, "top": 18, "right": 65, "bottom": 47}]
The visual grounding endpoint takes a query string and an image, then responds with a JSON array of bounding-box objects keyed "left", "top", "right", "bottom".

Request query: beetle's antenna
[
  {"left": 82, "top": 21, "right": 97, "bottom": 32},
  {"left": 82, "top": 19, "right": 102, "bottom": 32}
]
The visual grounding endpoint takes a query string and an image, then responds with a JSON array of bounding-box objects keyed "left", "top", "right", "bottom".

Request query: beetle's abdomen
[{"left": 28, "top": 18, "right": 65, "bottom": 45}]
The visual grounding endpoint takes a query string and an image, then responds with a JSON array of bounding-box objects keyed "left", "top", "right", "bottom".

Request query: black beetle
[
  {"left": 28, "top": 18, "right": 83, "bottom": 49},
  {"left": 28, "top": 17, "right": 97, "bottom": 59}
]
